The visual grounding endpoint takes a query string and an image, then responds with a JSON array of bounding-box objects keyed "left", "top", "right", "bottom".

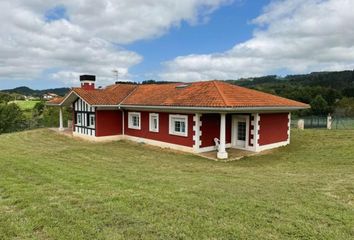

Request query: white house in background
[{"left": 43, "top": 93, "right": 59, "bottom": 100}]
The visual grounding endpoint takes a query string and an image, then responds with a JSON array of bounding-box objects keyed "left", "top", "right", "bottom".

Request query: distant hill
[
  {"left": 1, "top": 86, "right": 70, "bottom": 97},
  {"left": 225, "top": 70, "right": 354, "bottom": 115},
  {"left": 227, "top": 70, "right": 354, "bottom": 92}
]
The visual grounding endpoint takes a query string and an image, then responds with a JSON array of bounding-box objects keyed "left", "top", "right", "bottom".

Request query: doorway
[{"left": 232, "top": 115, "right": 249, "bottom": 150}]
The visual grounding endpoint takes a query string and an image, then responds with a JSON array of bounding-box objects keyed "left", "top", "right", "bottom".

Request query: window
[
  {"left": 89, "top": 114, "right": 95, "bottom": 128},
  {"left": 149, "top": 113, "right": 159, "bottom": 132},
  {"left": 77, "top": 113, "right": 82, "bottom": 126},
  {"left": 128, "top": 112, "right": 141, "bottom": 130},
  {"left": 237, "top": 121, "right": 246, "bottom": 141},
  {"left": 169, "top": 115, "right": 188, "bottom": 137}
]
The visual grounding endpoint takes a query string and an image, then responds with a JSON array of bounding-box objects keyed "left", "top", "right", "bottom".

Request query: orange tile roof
[
  {"left": 72, "top": 84, "right": 137, "bottom": 105},
  {"left": 47, "top": 97, "right": 64, "bottom": 105},
  {"left": 51, "top": 80, "right": 309, "bottom": 109},
  {"left": 121, "top": 81, "right": 309, "bottom": 108}
]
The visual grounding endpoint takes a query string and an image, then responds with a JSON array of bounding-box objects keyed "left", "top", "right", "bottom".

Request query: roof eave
[{"left": 118, "top": 104, "right": 310, "bottom": 112}]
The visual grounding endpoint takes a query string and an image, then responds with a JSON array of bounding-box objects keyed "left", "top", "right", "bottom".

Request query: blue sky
[
  {"left": 0, "top": 0, "right": 270, "bottom": 89},
  {"left": 1, "top": 0, "right": 353, "bottom": 90},
  {"left": 127, "top": 0, "right": 269, "bottom": 81}
]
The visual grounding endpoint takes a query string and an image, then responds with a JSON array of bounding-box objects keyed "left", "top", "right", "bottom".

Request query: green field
[
  {"left": 11, "top": 100, "right": 41, "bottom": 110},
  {"left": 0, "top": 129, "right": 353, "bottom": 239}
]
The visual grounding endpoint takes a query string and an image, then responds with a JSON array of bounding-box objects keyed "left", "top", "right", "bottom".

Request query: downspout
[{"left": 122, "top": 109, "right": 125, "bottom": 135}]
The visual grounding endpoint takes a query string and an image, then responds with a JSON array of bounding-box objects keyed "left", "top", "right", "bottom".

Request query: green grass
[
  {"left": 0, "top": 129, "right": 353, "bottom": 239},
  {"left": 11, "top": 100, "right": 40, "bottom": 110}
]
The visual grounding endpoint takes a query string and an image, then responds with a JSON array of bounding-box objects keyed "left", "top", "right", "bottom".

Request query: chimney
[{"left": 80, "top": 75, "right": 95, "bottom": 90}]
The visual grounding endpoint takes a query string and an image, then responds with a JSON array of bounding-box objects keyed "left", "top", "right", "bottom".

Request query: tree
[
  {"left": 0, "top": 103, "right": 25, "bottom": 134},
  {"left": 310, "top": 95, "right": 329, "bottom": 115},
  {"left": 0, "top": 92, "right": 12, "bottom": 103},
  {"left": 335, "top": 97, "right": 354, "bottom": 117},
  {"left": 42, "top": 106, "right": 72, "bottom": 128},
  {"left": 33, "top": 101, "right": 45, "bottom": 117}
]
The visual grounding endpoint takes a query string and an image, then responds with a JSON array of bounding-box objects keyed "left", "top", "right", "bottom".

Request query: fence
[
  {"left": 292, "top": 115, "right": 354, "bottom": 130},
  {"left": 332, "top": 117, "right": 354, "bottom": 130}
]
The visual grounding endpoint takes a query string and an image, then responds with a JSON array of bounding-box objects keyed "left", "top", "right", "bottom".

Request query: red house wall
[
  {"left": 96, "top": 110, "right": 122, "bottom": 137},
  {"left": 258, "top": 113, "right": 289, "bottom": 146},
  {"left": 200, "top": 114, "right": 232, "bottom": 148},
  {"left": 124, "top": 111, "right": 194, "bottom": 147}
]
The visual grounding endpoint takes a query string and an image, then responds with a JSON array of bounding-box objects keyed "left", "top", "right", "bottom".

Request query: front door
[{"left": 235, "top": 119, "right": 247, "bottom": 148}]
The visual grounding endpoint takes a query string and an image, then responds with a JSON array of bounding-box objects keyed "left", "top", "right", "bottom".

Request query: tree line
[
  {"left": 1, "top": 69, "right": 354, "bottom": 134},
  {"left": 226, "top": 70, "right": 354, "bottom": 116},
  {"left": 0, "top": 93, "right": 71, "bottom": 134}
]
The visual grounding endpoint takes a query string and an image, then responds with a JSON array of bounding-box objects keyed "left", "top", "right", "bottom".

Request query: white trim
[
  {"left": 287, "top": 112, "right": 291, "bottom": 144},
  {"left": 76, "top": 113, "right": 82, "bottom": 126},
  {"left": 89, "top": 114, "right": 95, "bottom": 128},
  {"left": 73, "top": 132, "right": 123, "bottom": 142},
  {"left": 169, "top": 114, "right": 188, "bottom": 137},
  {"left": 193, "top": 113, "right": 202, "bottom": 151},
  {"left": 253, "top": 113, "right": 260, "bottom": 151},
  {"left": 128, "top": 112, "right": 141, "bottom": 130},
  {"left": 123, "top": 135, "right": 194, "bottom": 153},
  {"left": 73, "top": 131, "right": 194, "bottom": 152},
  {"left": 231, "top": 115, "right": 250, "bottom": 151},
  {"left": 256, "top": 140, "right": 289, "bottom": 152},
  {"left": 149, "top": 113, "right": 159, "bottom": 132},
  {"left": 122, "top": 110, "right": 125, "bottom": 135}
]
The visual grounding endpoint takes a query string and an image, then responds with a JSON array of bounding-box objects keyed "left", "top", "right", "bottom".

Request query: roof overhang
[
  {"left": 49, "top": 98, "right": 309, "bottom": 113},
  {"left": 46, "top": 90, "right": 80, "bottom": 107},
  {"left": 118, "top": 104, "right": 310, "bottom": 113}
]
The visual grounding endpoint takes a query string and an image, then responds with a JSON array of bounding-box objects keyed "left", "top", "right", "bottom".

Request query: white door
[{"left": 235, "top": 120, "right": 247, "bottom": 148}]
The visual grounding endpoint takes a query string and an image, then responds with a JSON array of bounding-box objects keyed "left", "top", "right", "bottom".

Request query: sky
[{"left": 0, "top": 0, "right": 354, "bottom": 89}]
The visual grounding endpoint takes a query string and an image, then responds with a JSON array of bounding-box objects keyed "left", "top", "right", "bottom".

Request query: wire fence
[{"left": 292, "top": 116, "right": 354, "bottom": 130}]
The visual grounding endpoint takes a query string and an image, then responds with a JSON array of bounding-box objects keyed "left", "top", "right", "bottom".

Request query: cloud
[
  {"left": 0, "top": 0, "right": 229, "bottom": 86},
  {"left": 161, "top": 0, "right": 354, "bottom": 81}
]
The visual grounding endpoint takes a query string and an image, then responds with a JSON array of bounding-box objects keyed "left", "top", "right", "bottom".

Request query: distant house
[
  {"left": 48, "top": 75, "right": 309, "bottom": 159},
  {"left": 43, "top": 93, "right": 59, "bottom": 100}
]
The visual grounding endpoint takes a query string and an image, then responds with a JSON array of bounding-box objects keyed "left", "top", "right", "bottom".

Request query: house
[
  {"left": 43, "top": 93, "right": 59, "bottom": 100},
  {"left": 47, "top": 75, "right": 309, "bottom": 159}
]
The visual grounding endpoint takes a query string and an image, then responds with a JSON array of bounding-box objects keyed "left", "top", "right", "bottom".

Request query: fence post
[
  {"left": 298, "top": 119, "right": 304, "bottom": 130},
  {"left": 327, "top": 114, "right": 332, "bottom": 130}
]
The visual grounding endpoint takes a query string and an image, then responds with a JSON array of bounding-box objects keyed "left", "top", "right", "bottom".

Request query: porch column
[
  {"left": 217, "top": 113, "right": 228, "bottom": 159},
  {"left": 59, "top": 107, "right": 64, "bottom": 131}
]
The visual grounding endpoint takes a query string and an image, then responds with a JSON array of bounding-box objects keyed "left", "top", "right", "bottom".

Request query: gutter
[{"left": 117, "top": 104, "right": 310, "bottom": 112}]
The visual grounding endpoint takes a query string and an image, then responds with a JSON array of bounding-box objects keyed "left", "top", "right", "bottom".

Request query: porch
[{"left": 198, "top": 148, "right": 260, "bottom": 161}]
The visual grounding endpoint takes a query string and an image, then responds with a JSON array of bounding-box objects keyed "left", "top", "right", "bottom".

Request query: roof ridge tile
[
  {"left": 119, "top": 85, "right": 139, "bottom": 105},
  {"left": 213, "top": 80, "right": 230, "bottom": 106}
]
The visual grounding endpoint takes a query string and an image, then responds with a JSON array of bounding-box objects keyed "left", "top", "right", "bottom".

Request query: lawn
[
  {"left": 11, "top": 100, "right": 41, "bottom": 111},
  {"left": 0, "top": 129, "right": 353, "bottom": 239}
]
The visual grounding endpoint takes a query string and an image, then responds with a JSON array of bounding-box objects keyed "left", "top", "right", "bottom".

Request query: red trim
[{"left": 258, "top": 113, "right": 289, "bottom": 146}]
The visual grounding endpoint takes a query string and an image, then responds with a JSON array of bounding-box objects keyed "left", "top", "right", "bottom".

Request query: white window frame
[
  {"left": 89, "top": 114, "right": 95, "bottom": 128},
  {"left": 169, "top": 114, "right": 188, "bottom": 137},
  {"left": 149, "top": 113, "right": 159, "bottom": 132},
  {"left": 128, "top": 112, "right": 141, "bottom": 130},
  {"left": 77, "top": 113, "right": 82, "bottom": 126}
]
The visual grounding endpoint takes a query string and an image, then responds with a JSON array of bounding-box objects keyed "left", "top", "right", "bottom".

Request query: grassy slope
[
  {"left": 11, "top": 100, "right": 40, "bottom": 110},
  {"left": 0, "top": 129, "right": 353, "bottom": 239}
]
